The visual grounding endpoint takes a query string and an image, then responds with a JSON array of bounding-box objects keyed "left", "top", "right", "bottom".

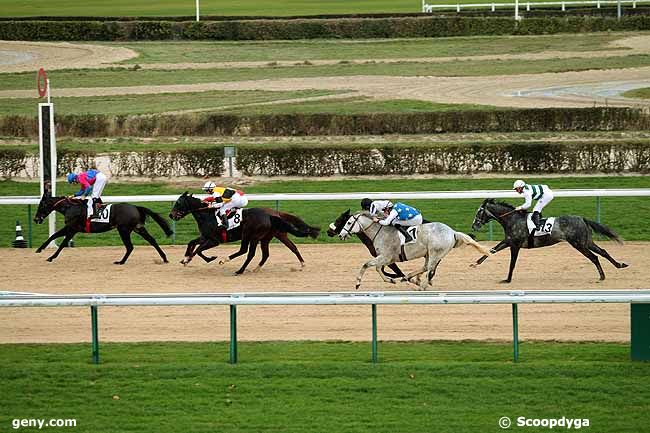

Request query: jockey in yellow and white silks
[
  {"left": 513, "top": 180, "right": 554, "bottom": 231},
  {"left": 201, "top": 181, "right": 248, "bottom": 227}
]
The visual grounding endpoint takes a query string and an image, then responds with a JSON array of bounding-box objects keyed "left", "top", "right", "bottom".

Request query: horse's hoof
[
  {"left": 35, "top": 249, "right": 43, "bottom": 254},
  {"left": 114, "top": 261, "right": 125, "bottom": 265},
  {"left": 219, "top": 260, "right": 228, "bottom": 265},
  {"left": 620, "top": 263, "right": 629, "bottom": 268},
  {"left": 469, "top": 263, "right": 477, "bottom": 268},
  {"left": 162, "top": 259, "right": 169, "bottom": 264},
  {"left": 46, "top": 257, "right": 54, "bottom": 262},
  {"left": 252, "top": 266, "right": 262, "bottom": 273},
  {"left": 499, "top": 279, "right": 511, "bottom": 284}
]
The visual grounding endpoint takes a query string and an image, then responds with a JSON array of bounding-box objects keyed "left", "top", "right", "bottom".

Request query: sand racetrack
[{"left": 0, "top": 242, "right": 645, "bottom": 344}]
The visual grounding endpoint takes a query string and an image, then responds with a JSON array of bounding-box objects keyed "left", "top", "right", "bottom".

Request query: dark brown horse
[
  {"left": 34, "top": 193, "right": 172, "bottom": 264},
  {"left": 169, "top": 192, "right": 320, "bottom": 274}
]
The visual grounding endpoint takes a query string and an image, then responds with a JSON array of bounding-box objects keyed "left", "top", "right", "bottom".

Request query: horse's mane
[{"left": 485, "top": 198, "right": 515, "bottom": 210}]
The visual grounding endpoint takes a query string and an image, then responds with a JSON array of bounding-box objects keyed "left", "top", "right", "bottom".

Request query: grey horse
[
  {"left": 471, "top": 198, "right": 628, "bottom": 282},
  {"left": 338, "top": 211, "right": 491, "bottom": 290}
]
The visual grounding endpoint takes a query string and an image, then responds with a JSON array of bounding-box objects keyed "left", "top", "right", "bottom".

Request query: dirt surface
[
  {"left": 2, "top": 36, "right": 650, "bottom": 107},
  {"left": 0, "top": 242, "right": 644, "bottom": 344}
]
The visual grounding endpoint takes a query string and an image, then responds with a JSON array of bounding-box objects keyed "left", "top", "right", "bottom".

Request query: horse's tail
[
  {"left": 583, "top": 218, "right": 624, "bottom": 245},
  {"left": 454, "top": 231, "right": 491, "bottom": 255},
  {"left": 137, "top": 206, "right": 174, "bottom": 237},
  {"left": 270, "top": 215, "right": 320, "bottom": 239},
  {"left": 275, "top": 212, "right": 320, "bottom": 239}
]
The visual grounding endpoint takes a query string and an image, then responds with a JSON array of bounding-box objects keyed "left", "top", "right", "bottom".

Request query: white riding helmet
[
  {"left": 513, "top": 180, "right": 525, "bottom": 189},
  {"left": 202, "top": 181, "right": 216, "bottom": 192},
  {"left": 383, "top": 201, "right": 394, "bottom": 210}
]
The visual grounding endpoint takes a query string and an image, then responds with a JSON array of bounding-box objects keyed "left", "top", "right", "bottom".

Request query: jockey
[
  {"left": 67, "top": 169, "right": 108, "bottom": 219},
  {"left": 513, "top": 179, "right": 554, "bottom": 231},
  {"left": 373, "top": 200, "right": 423, "bottom": 243},
  {"left": 360, "top": 198, "right": 393, "bottom": 217},
  {"left": 201, "top": 181, "right": 248, "bottom": 228}
]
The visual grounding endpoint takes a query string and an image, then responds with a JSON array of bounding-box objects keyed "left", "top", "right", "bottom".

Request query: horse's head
[
  {"left": 34, "top": 193, "right": 56, "bottom": 224},
  {"left": 327, "top": 209, "right": 351, "bottom": 237},
  {"left": 170, "top": 191, "right": 200, "bottom": 221},
  {"left": 338, "top": 211, "right": 371, "bottom": 241},
  {"left": 472, "top": 199, "right": 492, "bottom": 231}
]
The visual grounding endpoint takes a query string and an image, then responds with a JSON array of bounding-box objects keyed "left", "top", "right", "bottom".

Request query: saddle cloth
[
  {"left": 396, "top": 226, "right": 419, "bottom": 246},
  {"left": 527, "top": 214, "right": 556, "bottom": 237}
]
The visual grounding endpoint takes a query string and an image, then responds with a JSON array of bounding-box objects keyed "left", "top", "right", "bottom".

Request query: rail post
[
  {"left": 170, "top": 202, "right": 176, "bottom": 244},
  {"left": 91, "top": 306, "right": 99, "bottom": 364},
  {"left": 512, "top": 303, "right": 519, "bottom": 362},
  {"left": 596, "top": 196, "right": 601, "bottom": 223},
  {"left": 275, "top": 200, "right": 280, "bottom": 211},
  {"left": 371, "top": 304, "right": 378, "bottom": 364},
  {"left": 229, "top": 304, "right": 238, "bottom": 364},
  {"left": 27, "top": 204, "right": 33, "bottom": 248}
]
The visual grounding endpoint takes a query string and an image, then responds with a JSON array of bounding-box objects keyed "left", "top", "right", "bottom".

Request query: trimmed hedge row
[
  {"left": 2, "top": 142, "right": 649, "bottom": 179},
  {"left": 0, "top": 148, "right": 224, "bottom": 179},
  {"left": 2, "top": 108, "right": 649, "bottom": 138},
  {"left": 237, "top": 141, "right": 650, "bottom": 176},
  {"left": 2, "top": 15, "right": 650, "bottom": 41}
]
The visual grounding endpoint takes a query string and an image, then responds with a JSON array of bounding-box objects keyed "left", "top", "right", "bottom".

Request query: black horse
[
  {"left": 169, "top": 192, "right": 320, "bottom": 274},
  {"left": 327, "top": 209, "right": 405, "bottom": 279},
  {"left": 34, "top": 193, "right": 173, "bottom": 264},
  {"left": 471, "top": 198, "right": 628, "bottom": 282}
]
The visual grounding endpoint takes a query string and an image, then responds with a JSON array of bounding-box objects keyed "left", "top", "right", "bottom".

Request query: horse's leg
[
  {"left": 235, "top": 240, "right": 259, "bottom": 275},
  {"left": 181, "top": 237, "right": 200, "bottom": 264},
  {"left": 115, "top": 228, "right": 134, "bottom": 265},
  {"left": 134, "top": 226, "right": 168, "bottom": 263},
  {"left": 253, "top": 239, "right": 271, "bottom": 273},
  {"left": 588, "top": 242, "right": 628, "bottom": 269},
  {"left": 219, "top": 239, "right": 249, "bottom": 265},
  {"left": 473, "top": 239, "right": 509, "bottom": 267},
  {"left": 502, "top": 247, "right": 519, "bottom": 283},
  {"left": 570, "top": 241, "right": 606, "bottom": 280},
  {"left": 356, "top": 256, "right": 390, "bottom": 290},
  {"left": 35, "top": 226, "right": 70, "bottom": 253},
  {"left": 275, "top": 232, "right": 305, "bottom": 268},
  {"left": 46, "top": 231, "right": 77, "bottom": 262}
]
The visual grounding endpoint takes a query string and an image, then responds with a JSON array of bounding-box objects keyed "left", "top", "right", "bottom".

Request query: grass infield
[
  {"left": 1, "top": 176, "right": 649, "bottom": 248},
  {"left": 0, "top": 341, "right": 648, "bottom": 433}
]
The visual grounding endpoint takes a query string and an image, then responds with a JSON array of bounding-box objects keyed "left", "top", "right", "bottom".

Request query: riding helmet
[
  {"left": 360, "top": 198, "right": 372, "bottom": 210},
  {"left": 66, "top": 173, "right": 78, "bottom": 184},
  {"left": 513, "top": 179, "right": 525, "bottom": 189}
]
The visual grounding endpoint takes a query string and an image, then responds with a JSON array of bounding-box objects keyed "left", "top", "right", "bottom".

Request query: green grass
[
  {"left": 0, "top": 341, "right": 648, "bottom": 433},
  {"left": 622, "top": 87, "right": 650, "bottom": 99},
  {"left": 0, "top": 89, "right": 339, "bottom": 116},
  {"left": 4, "top": 55, "right": 650, "bottom": 92},
  {"left": 1, "top": 176, "right": 650, "bottom": 248},
  {"left": 113, "top": 34, "right": 628, "bottom": 64}
]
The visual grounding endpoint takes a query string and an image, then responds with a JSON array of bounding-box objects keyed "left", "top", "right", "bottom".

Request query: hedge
[
  {"left": 236, "top": 141, "right": 650, "bottom": 176},
  {"left": 2, "top": 15, "right": 650, "bottom": 41},
  {"left": 2, "top": 142, "right": 649, "bottom": 179},
  {"left": 0, "top": 148, "right": 224, "bottom": 179},
  {"left": 1, "top": 108, "right": 649, "bottom": 138}
]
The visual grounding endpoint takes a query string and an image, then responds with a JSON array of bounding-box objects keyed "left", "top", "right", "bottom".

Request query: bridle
[
  {"left": 340, "top": 213, "right": 383, "bottom": 242},
  {"left": 477, "top": 203, "right": 517, "bottom": 225}
]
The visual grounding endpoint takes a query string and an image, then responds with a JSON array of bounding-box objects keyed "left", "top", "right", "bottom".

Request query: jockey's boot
[
  {"left": 215, "top": 213, "right": 227, "bottom": 231},
  {"left": 395, "top": 225, "right": 413, "bottom": 243},
  {"left": 532, "top": 211, "right": 541, "bottom": 231},
  {"left": 89, "top": 198, "right": 100, "bottom": 219}
]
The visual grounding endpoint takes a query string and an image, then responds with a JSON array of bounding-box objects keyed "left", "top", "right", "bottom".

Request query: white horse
[{"left": 338, "top": 211, "right": 491, "bottom": 290}]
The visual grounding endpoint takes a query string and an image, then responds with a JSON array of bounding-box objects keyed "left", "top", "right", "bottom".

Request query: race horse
[
  {"left": 169, "top": 192, "right": 320, "bottom": 274},
  {"left": 471, "top": 198, "right": 628, "bottom": 282},
  {"left": 33, "top": 193, "right": 173, "bottom": 264},
  {"left": 338, "top": 211, "right": 490, "bottom": 290},
  {"left": 327, "top": 209, "right": 406, "bottom": 279}
]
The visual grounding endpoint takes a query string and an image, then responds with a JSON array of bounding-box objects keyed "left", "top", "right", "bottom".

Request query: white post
[
  {"left": 515, "top": 0, "right": 520, "bottom": 20},
  {"left": 422, "top": 0, "right": 426, "bottom": 12},
  {"left": 597, "top": 0, "right": 601, "bottom": 8},
  {"left": 48, "top": 102, "right": 56, "bottom": 244},
  {"left": 526, "top": 2, "right": 530, "bottom": 11},
  {"left": 492, "top": 3, "right": 496, "bottom": 11},
  {"left": 562, "top": 2, "right": 566, "bottom": 11},
  {"left": 46, "top": 78, "right": 51, "bottom": 104},
  {"left": 195, "top": 0, "right": 200, "bottom": 21},
  {"left": 457, "top": 3, "right": 460, "bottom": 12}
]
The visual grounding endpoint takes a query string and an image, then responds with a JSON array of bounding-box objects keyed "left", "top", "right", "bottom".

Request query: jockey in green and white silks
[{"left": 513, "top": 180, "right": 554, "bottom": 231}]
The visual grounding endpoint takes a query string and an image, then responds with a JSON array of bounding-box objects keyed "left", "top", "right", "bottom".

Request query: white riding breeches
[
  {"left": 393, "top": 214, "right": 423, "bottom": 227},
  {"left": 533, "top": 190, "right": 554, "bottom": 213},
  {"left": 91, "top": 172, "right": 107, "bottom": 199},
  {"left": 220, "top": 194, "right": 248, "bottom": 216}
]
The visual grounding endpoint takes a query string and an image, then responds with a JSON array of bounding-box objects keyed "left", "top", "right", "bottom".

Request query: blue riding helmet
[{"left": 67, "top": 173, "right": 78, "bottom": 184}]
